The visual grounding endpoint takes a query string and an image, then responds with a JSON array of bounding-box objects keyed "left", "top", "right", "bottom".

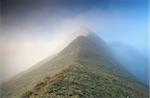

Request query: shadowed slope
[
  {"left": 1, "top": 32, "right": 149, "bottom": 98},
  {"left": 22, "top": 64, "right": 148, "bottom": 98},
  {"left": 110, "top": 42, "right": 149, "bottom": 85}
]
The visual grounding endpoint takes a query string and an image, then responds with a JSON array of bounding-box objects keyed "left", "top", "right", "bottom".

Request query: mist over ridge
[{"left": 1, "top": 0, "right": 148, "bottom": 89}]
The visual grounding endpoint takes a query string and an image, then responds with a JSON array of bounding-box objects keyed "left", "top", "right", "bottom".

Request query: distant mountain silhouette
[
  {"left": 110, "top": 42, "right": 149, "bottom": 85},
  {"left": 1, "top": 29, "right": 149, "bottom": 98}
]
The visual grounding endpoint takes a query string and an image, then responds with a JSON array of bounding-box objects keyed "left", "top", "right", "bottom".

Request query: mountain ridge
[
  {"left": 1, "top": 32, "right": 149, "bottom": 98},
  {"left": 110, "top": 42, "right": 149, "bottom": 85}
]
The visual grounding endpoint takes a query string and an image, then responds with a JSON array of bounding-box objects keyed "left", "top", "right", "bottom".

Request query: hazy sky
[{"left": 1, "top": 0, "right": 148, "bottom": 83}]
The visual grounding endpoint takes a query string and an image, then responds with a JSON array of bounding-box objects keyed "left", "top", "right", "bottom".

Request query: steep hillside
[
  {"left": 110, "top": 42, "right": 149, "bottom": 84},
  {"left": 22, "top": 64, "right": 148, "bottom": 98},
  {"left": 1, "top": 32, "right": 149, "bottom": 98}
]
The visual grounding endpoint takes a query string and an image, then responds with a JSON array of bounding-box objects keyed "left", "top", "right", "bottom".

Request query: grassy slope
[
  {"left": 2, "top": 34, "right": 149, "bottom": 98},
  {"left": 1, "top": 53, "right": 77, "bottom": 98},
  {"left": 22, "top": 63, "right": 148, "bottom": 98}
]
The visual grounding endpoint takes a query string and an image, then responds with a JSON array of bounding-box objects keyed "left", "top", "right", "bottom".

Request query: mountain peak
[
  {"left": 76, "top": 26, "right": 93, "bottom": 36},
  {"left": 2, "top": 28, "right": 149, "bottom": 98}
]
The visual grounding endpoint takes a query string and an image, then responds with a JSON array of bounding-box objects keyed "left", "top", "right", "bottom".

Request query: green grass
[
  {"left": 22, "top": 64, "right": 149, "bottom": 98},
  {"left": 2, "top": 35, "right": 149, "bottom": 98}
]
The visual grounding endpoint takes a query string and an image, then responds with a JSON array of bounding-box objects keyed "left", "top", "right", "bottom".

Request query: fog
[{"left": 1, "top": 0, "right": 148, "bottom": 84}]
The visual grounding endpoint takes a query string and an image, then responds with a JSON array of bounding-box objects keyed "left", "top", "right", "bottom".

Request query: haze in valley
[{"left": 1, "top": 0, "right": 148, "bottom": 85}]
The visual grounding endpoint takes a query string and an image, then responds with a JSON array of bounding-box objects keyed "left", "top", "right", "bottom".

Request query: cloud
[{"left": 0, "top": 0, "right": 148, "bottom": 83}]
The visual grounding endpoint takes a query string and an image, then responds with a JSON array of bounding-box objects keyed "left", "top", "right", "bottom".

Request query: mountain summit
[
  {"left": 76, "top": 26, "right": 92, "bottom": 36},
  {"left": 1, "top": 31, "right": 149, "bottom": 98}
]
